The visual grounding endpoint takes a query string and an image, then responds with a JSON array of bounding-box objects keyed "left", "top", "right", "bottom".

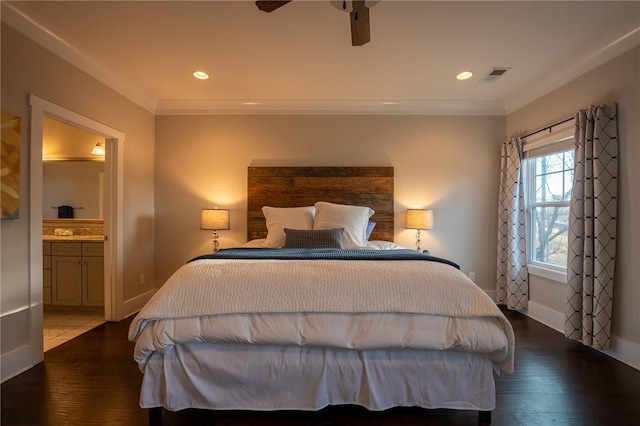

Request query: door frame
[{"left": 29, "top": 94, "right": 124, "bottom": 363}]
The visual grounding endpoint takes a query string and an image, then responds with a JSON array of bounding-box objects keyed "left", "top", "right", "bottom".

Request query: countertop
[{"left": 43, "top": 235, "right": 105, "bottom": 242}]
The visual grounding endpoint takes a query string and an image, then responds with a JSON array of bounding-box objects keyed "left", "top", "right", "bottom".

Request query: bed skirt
[{"left": 139, "top": 342, "right": 497, "bottom": 412}]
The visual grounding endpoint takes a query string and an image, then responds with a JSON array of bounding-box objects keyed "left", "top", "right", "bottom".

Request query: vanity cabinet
[
  {"left": 81, "top": 243, "right": 105, "bottom": 306},
  {"left": 50, "top": 241, "right": 104, "bottom": 307},
  {"left": 51, "top": 243, "right": 83, "bottom": 305},
  {"left": 43, "top": 242, "right": 52, "bottom": 304}
]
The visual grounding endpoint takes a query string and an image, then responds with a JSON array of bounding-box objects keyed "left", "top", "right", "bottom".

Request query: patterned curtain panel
[
  {"left": 497, "top": 138, "right": 529, "bottom": 310},
  {"left": 565, "top": 103, "right": 618, "bottom": 350}
]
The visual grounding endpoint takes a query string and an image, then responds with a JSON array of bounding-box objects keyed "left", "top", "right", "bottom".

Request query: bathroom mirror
[{"left": 42, "top": 117, "right": 105, "bottom": 220}]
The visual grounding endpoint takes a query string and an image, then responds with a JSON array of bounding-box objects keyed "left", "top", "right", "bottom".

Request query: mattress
[{"left": 130, "top": 247, "right": 514, "bottom": 413}]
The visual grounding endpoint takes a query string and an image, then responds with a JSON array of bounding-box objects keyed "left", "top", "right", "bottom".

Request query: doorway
[
  {"left": 29, "top": 95, "right": 125, "bottom": 364},
  {"left": 42, "top": 116, "right": 107, "bottom": 350}
]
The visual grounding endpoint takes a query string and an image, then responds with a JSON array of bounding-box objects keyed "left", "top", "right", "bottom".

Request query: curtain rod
[{"left": 521, "top": 116, "right": 574, "bottom": 140}]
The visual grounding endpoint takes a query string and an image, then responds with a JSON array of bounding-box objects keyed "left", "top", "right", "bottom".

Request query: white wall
[
  {"left": 154, "top": 114, "right": 505, "bottom": 293},
  {"left": 0, "top": 23, "right": 156, "bottom": 381},
  {"left": 506, "top": 46, "right": 640, "bottom": 369}
]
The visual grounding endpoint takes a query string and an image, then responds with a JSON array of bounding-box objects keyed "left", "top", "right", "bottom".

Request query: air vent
[{"left": 480, "top": 67, "right": 511, "bottom": 83}]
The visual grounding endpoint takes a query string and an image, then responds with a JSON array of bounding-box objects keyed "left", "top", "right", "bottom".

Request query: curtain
[
  {"left": 565, "top": 103, "right": 618, "bottom": 350},
  {"left": 497, "top": 137, "right": 529, "bottom": 310}
]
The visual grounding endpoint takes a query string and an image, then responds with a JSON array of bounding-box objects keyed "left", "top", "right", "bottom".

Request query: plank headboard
[{"left": 247, "top": 167, "right": 394, "bottom": 242}]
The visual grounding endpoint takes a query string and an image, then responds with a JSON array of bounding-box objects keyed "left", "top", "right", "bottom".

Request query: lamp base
[{"left": 212, "top": 230, "right": 220, "bottom": 253}]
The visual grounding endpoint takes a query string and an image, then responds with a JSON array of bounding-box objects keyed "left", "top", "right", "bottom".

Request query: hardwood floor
[{"left": 2, "top": 308, "right": 639, "bottom": 425}]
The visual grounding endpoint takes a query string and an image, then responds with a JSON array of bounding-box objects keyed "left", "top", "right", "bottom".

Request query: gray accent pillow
[{"left": 283, "top": 228, "right": 345, "bottom": 249}]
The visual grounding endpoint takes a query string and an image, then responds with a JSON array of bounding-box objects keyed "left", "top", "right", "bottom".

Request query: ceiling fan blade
[
  {"left": 256, "top": 1, "right": 292, "bottom": 13},
  {"left": 350, "top": 0, "right": 371, "bottom": 46}
]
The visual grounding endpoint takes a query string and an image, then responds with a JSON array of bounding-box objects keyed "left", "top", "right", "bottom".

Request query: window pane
[
  {"left": 526, "top": 147, "right": 574, "bottom": 269},
  {"left": 563, "top": 151, "right": 574, "bottom": 201},
  {"left": 542, "top": 152, "right": 565, "bottom": 174},
  {"left": 531, "top": 206, "right": 570, "bottom": 267},
  {"left": 535, "top": 171, "right": 565, "bottom": 203},
  {"left": 533, "top": 150, "right": 574, "bottom": 203}
]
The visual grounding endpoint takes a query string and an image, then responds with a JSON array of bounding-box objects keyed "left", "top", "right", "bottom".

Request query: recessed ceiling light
[
  {"left": 456, "top": 71, "right": 474, "bottom": 81},
  {"left": 192, "top": 71, "right": 209, "bottom": 80},
  {"left": 242, "top": 102, "right": 259, "bottom": 105}
]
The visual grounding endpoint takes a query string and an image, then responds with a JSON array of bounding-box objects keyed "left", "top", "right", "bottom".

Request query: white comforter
[{"left": 129, "top": 256, "right": 515, "bottom": 373}]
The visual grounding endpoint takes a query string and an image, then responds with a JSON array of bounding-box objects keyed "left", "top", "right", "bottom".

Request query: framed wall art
[{"left": 1, "top": 110, "right": 21, "bottom": 220}]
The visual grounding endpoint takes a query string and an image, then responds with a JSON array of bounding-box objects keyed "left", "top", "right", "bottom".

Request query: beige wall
[
  {"left": 0, "top": 24, "right": 155, "bottom": 378},
  {"left": 507, "top": 46, "right": 640, "bottom": 365},
  {"left": 154, "top": 114, "right": 505, "bottom": 291}
]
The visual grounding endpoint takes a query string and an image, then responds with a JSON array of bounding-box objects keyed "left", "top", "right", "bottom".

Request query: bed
[{"left": 129, "top": 167, "right": 514, "bottom": 424}]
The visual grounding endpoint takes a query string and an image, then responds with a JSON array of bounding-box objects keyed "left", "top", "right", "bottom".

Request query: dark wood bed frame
[{"left": 148, "top": 166, "right": 492, "bottom": 425}]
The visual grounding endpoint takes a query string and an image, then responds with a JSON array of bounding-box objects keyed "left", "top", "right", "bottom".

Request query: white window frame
[{"left": 522, "top": 120, "right": 574, "bottom": 284}]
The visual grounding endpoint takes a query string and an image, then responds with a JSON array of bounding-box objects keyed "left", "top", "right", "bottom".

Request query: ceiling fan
[{"left": 255, "top": 1, "right": 378, "bottom": 46}]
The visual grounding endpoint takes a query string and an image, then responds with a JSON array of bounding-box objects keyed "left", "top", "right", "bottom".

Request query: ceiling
[{"left": 3, "top": 1, "right": 639, "bottom": 115}]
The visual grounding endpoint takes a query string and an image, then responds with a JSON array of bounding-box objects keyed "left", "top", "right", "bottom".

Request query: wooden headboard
[{"left": 247, "top": 167, "right": 394, "bottom": 242}]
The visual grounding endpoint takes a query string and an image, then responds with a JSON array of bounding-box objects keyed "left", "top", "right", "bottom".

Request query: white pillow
[
  {"left": 262, "top": 206, "right": 316, "bottom": 248},
  {"left": 241, "top": 238, "right": 268, "bottom": 248},
  {"left": 313, "top": 201, "right": 374, "bottom": 249},
  {"left": 365, "top": 240, "right": 407, "bottom": 250}
]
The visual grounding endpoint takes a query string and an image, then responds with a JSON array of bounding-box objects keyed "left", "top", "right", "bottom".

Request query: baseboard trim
[
  {"left": 604, "top": 336, "right": 640, "bottom": 371},
  {"left": 526, "top": 301, "right": 564, "bottom": 333},
  {"left": 1, "top": 345, "right": 33, "bottom": 383},
  {"left": 524, "top": 301, "right": 639, "bottom": 371},
  {"left": 122, "top": 289, "right": 156, "bottom": 319}
]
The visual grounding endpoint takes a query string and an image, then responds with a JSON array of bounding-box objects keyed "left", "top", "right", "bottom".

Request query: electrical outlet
[
  {"left": 139, "top": 274, "right": 145, "bottom": 286},
  {"left": 468, "top": 272, "right": 476, "bottom": 282}
]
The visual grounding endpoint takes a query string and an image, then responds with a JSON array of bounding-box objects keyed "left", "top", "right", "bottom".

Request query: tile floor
[{"left": 43, "top": 310, "right": 105, "bottom": 352}]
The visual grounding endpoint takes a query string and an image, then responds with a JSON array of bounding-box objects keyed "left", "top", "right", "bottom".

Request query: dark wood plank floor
[{"left": 2, "top": 308, "right": 639, "bottom": 425}]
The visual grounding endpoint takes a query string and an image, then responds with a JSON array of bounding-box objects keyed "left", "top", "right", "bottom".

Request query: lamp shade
[
  {"left": 405, "top": 209, "right": 434, "bottom": 230},
  {"left": 91, "top": 142, "right": 105, "bottom": 156},
  {"left": 200, "top": 209, "right": 230, "bottom": 230}
]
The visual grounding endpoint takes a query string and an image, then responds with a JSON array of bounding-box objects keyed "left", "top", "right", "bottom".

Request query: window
[
  {"left": 526, "top": 150, "right": 574, "bottom": 268},
  {"left": 522, "top": 122, "right": 575, "bottom": 279}
]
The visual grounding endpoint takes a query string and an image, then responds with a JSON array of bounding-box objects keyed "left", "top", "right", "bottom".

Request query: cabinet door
[
  {"left": 43, "top": 244, "right": 52, "bottom": 305},
  {"left": 52, "top": 242, "right": 82, "bottom": 256},
  {"left": 43, "top": 268, "right": 52, "bottom": 305},
  {"left": 82, "top": 242, "right": 103, "bottom": 257},
  {"left": 52, "top": 256, "right": 82, "bottom": 306},
  {"left": 43, "top": 287, "right": 52, "bottom": 305},
  {"left": 83, "top": 257, "right": 105, "bottom": 306}
]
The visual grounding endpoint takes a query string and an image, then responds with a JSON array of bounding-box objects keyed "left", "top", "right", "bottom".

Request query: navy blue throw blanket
[{"left": 190, "top": 248, "right": 460, "bottom": 270}]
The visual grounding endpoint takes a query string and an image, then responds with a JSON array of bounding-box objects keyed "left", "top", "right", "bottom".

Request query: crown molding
[
  {"left": 1, "top": 2, "right": 158, "bottom": 114},
  {"left": 155, "top": 99, "right": 506, "bottom": 116},
  {"left": 504, "top": 26, "right": 640, "bottom": 115}
]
